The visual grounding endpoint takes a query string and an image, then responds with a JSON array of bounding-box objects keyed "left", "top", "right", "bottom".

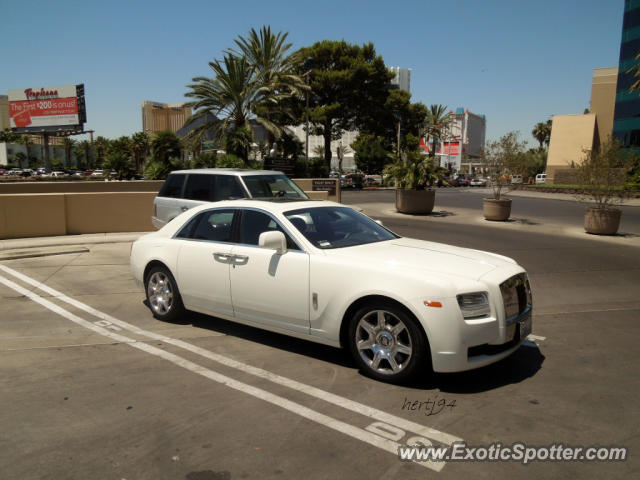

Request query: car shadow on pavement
[
  {"left": 505, "top": 217, "right": 540, "bottom": 226},
  {"left": 184, "top": 310, "right": 354, "bottom": 368},
  {"left": 155, "top": 305, "right": 545, "bottom": 391},
  {"left": 421, "top": 343, "right": 546, "bottom": 393}
]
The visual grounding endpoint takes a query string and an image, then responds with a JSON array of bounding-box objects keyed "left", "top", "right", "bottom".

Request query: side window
[
  {"left": 213, "top": 175, "right": 247, "bottom": 201},
  {"left": 184, "top": 174, "right": 213, "bottom": 201},
  {"left": 175, "top": 214, "right": 200, "bottom": 239},
  {"left": 191, "top": 210, "right": 235, "bottom": 242},
  {"left": 239, "top": 210, "right": 299, "bottom": 250},
  {"left": 158, "top": 174, "right": 186, "bottom": 198}
]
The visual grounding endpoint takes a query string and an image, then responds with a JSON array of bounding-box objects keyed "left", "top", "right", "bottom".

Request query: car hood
[{"left": 326, "top": 237, "right": 516, "bottom": 281}]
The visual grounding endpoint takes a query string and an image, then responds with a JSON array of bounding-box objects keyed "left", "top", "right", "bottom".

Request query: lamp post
[{"left": 302, "top": 57, "right": 315, "bottom": 164}]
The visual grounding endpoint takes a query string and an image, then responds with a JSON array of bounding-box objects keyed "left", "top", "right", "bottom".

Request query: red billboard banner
[{"left": 8, "top": 85, "right": 83, "bottom": 130}]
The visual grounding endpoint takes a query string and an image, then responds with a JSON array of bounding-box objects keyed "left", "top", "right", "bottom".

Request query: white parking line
[{"left": 0, "top": 272, "right": 446, "bottom": 472}]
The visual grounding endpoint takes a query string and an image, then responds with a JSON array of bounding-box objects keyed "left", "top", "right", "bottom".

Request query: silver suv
[{"left": 151, "top": 168, "right": 309, "bottom": 229}]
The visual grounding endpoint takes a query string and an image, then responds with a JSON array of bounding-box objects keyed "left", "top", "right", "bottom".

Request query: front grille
[{"left": 500, "top": 273, "right": 531, "bottom": 321}]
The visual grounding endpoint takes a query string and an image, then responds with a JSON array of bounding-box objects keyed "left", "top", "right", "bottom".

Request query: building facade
[
  {"left": 389, "top": 67, "right": 411, "bottom": 93},
  {"left": 0, "top": 95, "right": 9, "bottom": 131},
  {"left": 142, "top": 101, "right": 192, "bottom": 136},
  {"left": 422, "top": 107, "right": 486, "bottom": 173},
  {"left": 613, "top": 0, "right": 640, "bottom": 150}
]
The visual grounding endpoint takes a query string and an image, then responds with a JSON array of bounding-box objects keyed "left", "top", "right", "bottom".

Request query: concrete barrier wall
[
  {"left": 0, "top": 179, "right": 334, "bottom": 239},
  {"left": 0, "top": 180, "right": 164, "bottom": 194},
  {"left": 0, "top": 192, "right": 156, "bottom": 239}
]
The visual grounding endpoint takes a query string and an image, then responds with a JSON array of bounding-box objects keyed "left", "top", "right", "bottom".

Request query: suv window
[
  {"left": 183, "top": 174, "right": 248, "bottom": 201},
  {"left": 190, "top": 210, "right": 236, "bottom": 242},
  {"left": 242, "top": 175, "right": 307, "bottom": 199},
  {"left": 239, "top": 210, "right": 299, "bottom": 250},
  {"left": 158, "top": 174, "right": 186, "bottom": 198}
]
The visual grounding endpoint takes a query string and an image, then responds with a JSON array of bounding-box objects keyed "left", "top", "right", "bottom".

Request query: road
[
  {"left": 342, "top": 187, "right": 640, "bottom": 235},
  {"left": 1, "top": 197, "right": 639, "bottom": 479}
]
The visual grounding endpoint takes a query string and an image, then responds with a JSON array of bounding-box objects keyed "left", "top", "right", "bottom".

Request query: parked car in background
[
  {"left": 469, "top": 176, "right": 488, "bottom": 187},
  {"left": 51, "top": 171, "right": 66, "bottom": 177},
  {"left": 511, "top": 174, "right": 523, "bottom": 184},
  {"left": 131, "top": 199, "right": 533, "bottom": 383},
  {"left": 152, "top": 169, "right": 309, "bottom": 230},
  {"left": 535, "top": 173, "right": 547, "bottom": 184},
  {"left": 456, "top": 175, "right": 471, "bottom": 187},
  {"left": 91, "top": 170, "right": 104, "bottom": 177}
]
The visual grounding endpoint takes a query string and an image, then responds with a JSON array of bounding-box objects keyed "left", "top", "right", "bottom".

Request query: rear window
[{"left": 158, "top": 174, "right": 186, "bottom": 198}]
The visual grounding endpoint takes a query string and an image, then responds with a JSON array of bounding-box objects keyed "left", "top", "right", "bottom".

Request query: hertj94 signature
[{"left": 401, "top": 395, "right": 457, "bottom": 416}]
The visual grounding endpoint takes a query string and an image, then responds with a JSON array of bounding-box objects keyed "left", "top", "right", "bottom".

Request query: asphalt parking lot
[{"left": 1, "top": 191, "right": 639, "bottom": 479}]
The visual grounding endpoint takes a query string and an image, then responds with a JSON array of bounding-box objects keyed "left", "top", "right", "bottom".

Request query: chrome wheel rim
[
  {"left": 147, "top": 271, "right": 173, "bottom": 315},
  {"left": 355, "top": 310, "right": 412, "bottom": 375}
]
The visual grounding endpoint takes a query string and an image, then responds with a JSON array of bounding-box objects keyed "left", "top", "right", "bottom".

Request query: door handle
[
  {"left": 233, "top": 255, "right": 249, "bottom": 261},
  {"left": 213, "top": 252, "right": 232, "bottom": 262}
]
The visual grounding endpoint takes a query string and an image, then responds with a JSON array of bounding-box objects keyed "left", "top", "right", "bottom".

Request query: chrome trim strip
[{"left": 505, "top": 305, "right": 532, "bottom": 325}]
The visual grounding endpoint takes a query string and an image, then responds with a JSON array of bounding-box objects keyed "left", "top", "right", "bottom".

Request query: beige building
[
  {"left": 0, "top": 96, "right": 9, "bottom": 131},
  {"left": 546, "top": 68, "right": 617, "bottom": 183},
  {"left": 142, "top": 101, "right": 192, "bottom": 136}
]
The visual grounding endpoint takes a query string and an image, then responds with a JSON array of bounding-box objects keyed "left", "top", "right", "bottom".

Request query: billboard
[{"left": 8, "top": 84, "right": 86, "bottom": 132}]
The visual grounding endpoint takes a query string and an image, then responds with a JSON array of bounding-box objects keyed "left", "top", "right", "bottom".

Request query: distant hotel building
[
  {"left": 547, "top": 0, "right": 640, "bottom": 182},
  {"left": 613, "top": 0, "right": 640, "bottom": 150},
  {"left": 421, "top": 107, "right": 486, "bottom": 173},
  {"left": 389, "top": 67, "right": 411, "bottom": 93},
  {"left": 142, "top": 101, "right": 192, "bottom": 136},
  {"left": 0, "top": 95, "right": 9, "bottom": 131}
]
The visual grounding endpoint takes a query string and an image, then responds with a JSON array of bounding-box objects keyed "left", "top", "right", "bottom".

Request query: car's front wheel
[
  {"left": 145, "top": 266, "right": 185, "bottom": 322},
  {"left": 347, "top": 301, "right": 429, "bottom": 383}
]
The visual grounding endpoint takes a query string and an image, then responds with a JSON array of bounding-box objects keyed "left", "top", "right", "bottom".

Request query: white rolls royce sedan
[{"left": 130, "top": 199, "right": 533, "bottom": 383}]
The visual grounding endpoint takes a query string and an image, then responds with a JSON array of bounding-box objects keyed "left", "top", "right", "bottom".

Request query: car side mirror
[{"left": 259, "top": 231, "right": 287, "bottom": 254}]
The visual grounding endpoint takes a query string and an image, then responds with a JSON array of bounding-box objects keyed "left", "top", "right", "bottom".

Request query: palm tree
[
  {"left": 230, "top": 26, "right": 306, "bottom": 141},
  {"left": 425, "top": 105, "right": 450, "bottom": 158},
  {"left": 74, "top": 144, "right": 86, "bottom": 169},
  {"left": 151, "top": 131, "right": 182, "bottom": 167},
  {"left": 184, "top": 26, "right": 305, "bottom": 163},
  {"left": 93, "top": 136, "right": 110, "bottom": 167},
  {"left": 532, "top": 122, "right": 551, "bottom": 150},
  {"left": 61, "top": 137, "right": 76, "bottom": 168},
  {"left": 78, "top": 140, "right": 93, "bottom": 168},
  {"left": 130, "top": 132, "right": 150, "bottom": 172},
  {"left": 17, "top": 135, "right": 34, "bottom": 166}
]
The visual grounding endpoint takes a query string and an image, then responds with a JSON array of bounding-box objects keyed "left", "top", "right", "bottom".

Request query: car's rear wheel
[
  {"left": 145, "top": 266, "right": 185, "bottom": 322},
  {"left": 347, "top": 301, "right": 429, "bottom": 383}
]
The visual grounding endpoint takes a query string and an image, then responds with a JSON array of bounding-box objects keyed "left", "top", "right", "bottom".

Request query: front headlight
[{"left": 457, "top": 292, "right": 490, "bottom": 319}]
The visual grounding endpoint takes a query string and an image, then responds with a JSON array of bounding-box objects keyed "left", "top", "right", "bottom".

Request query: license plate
[{"left": 519, "top": 314, "right": 532, "bottom": 339}]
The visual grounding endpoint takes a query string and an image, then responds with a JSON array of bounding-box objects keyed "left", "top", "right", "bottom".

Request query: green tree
[
  {"left": 151, "top": 131, "right": 182, "bottom": 166},
  {"left": 130, "top": 132, "right": 150, "bottom": 172},
  {"left": 78, "top": 140, "right": 93, "bottom": 168},
  {"left": 191, "top": 152, "right": 217, "bottom": 169},
  {"left": 17, "top": 136, "right": 34, "bottom": 166},
  {"left": 230, "top": 26, "right": 306, "bottom": 144},
  {"left": 352, "top": 133, "right": 389, "bottom": 174},
  {"left": 424, "top": 104, "right": 451, "bottom": 158},
  {"left": 105, "top": 136, "right": 135, "bottom": 180},
  {"left": 532, "top": 121, "right": 552, "bottom": 149},
  {"left": 93, "top": 136, "right": 110, "bottom": 167},
  {"left": 61, "top": 137, "right": 77, "bottom": 167},
  {"left": 0, "top": 129, "right": 20, "bottom": 143},
  {"left": 482, "top": 131, "right": 527, "bottom": 200},
  {"left": 73, "top": 144, "right": 86, "bottom": 169},
  {"left": 14, "top": 152, "right": 26, "bottom": 168},
  {"left": 294, "top": 40, "right": 394, "bottom": 168}
]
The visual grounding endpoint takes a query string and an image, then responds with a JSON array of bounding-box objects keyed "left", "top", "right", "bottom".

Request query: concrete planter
[
  {"left": 395, "top": 189, "right": 435, "bottom": 214},
  {"left": 483, "top": 198, "right": 512, "bottom": 221},
  {"left": 584, "top": 207, "right": 621, "bottom": 235}
]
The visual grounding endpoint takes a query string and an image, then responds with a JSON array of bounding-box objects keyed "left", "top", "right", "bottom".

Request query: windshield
[
  {"left": 284, "top": 206, "right": 398, "bottom": 249},
  {"left": 242, "top": 175, "right": 309, "bottom": 199}
]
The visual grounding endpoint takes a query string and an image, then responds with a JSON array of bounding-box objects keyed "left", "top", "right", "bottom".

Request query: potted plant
[
  {"left": 572, "top": 138, "right": 637, "bottom": 235},
  {"left": 384, "top": 143, "right": 439, "bottom": 214},
  {"left": 481, "top": 132, "right": 526, "bottom": 221}
]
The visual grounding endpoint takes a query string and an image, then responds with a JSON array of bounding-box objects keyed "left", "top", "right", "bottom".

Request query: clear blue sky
[{"left": 2, "top": 0, "right": 625, "bottom": 146}]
